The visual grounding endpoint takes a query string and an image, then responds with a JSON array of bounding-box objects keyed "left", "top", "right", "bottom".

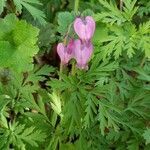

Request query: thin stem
[
  {"left": 120, "top": 0, "right": 123, "bottom": 11},
  {"left": 34, "top": 55, "right": 42, "bottom": 65},
  {"left": 59, "top": 63, "right": 63, "bottom": 80},
  {"left": 140, "top": 56, "right": 146, "bottom": 67},
  {"left": 63, "top": 23, "right": 73, "bottom": 45},
  {"left": 71, "top": 61, "right": 76, "bottom": 76},
  {"left": 74, "top": 0, "right": 79, "bottom": 13}
]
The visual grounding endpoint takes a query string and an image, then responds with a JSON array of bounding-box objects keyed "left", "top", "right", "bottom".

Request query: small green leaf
[
  {"left": 57, "top": 11, "right": 75, "bottom": 36},
  {"left": 143, "top": 128, "right": 150, "bottom": 144}
]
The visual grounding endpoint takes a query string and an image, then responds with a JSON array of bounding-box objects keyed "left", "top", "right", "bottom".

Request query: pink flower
[
  {"left": 74, "top": 39, "right": 93, "bottom": 69},
  {"left": 57, "top": 40, "right": 74, "bottom": 64},
  {"left": 74, "top": 16, "right": 95, "bottom": 42},
  {"left": 67, "top": 39, "right": 75, "bottom": 57}
]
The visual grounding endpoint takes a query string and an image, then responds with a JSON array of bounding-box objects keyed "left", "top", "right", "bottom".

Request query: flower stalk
[{"left": 74, "top": 0, "right": 79, "bottom": 13}]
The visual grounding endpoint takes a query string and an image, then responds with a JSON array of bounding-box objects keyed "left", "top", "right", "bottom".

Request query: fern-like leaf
[{"left": 13, "top": 0, "right": 46, "bottom": 25}]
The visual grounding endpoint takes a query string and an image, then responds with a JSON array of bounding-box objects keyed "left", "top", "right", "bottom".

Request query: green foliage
[
  {"left": 138, "top": 0, "right": 150, "bottom": 17},
  {"left": 57, "top": 11, "right": 75, "bottom": 36},
  {"left": 94, "top": 0, "right": 150, "bottom": 59},
  {"left": 0, "top": 14, "right": 39, "bottom": 72},
  {"left": 38, "top": 23, "right": 57, "bottom": 51},
  {"left": 48, "top": 92, "right": 62, "bottom": 117},
  {"left": 0, "top": 0, "right": 46, "bottom": 24},
  {"left": 11, "top": 0, "right": 46, "bottom": 25},
  {"left": 83, "top": 93, "right": 97, "bottom": 128},
  {"left": 95, "top": 0, "right": 138, "bottom": 25},
  {"left": 0, "top": 122, "right": 46, "bottom": 149},
  {"left": 0, "top": 0, "right": 6, "bottom": 14},
  {"left": 0, "top": 64, "right": 55, "bottom": 149},
  {"left": 0, "top": 0, "right": 150, "bottom": 149},
  {"left": 143, "top": 129, "right": 150, "bottom": 145}
]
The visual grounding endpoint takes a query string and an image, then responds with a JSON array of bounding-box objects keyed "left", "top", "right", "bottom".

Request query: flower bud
[
  {"left": 74, "top": 16, "right": 95, "bottom": 42},
  {"left": 74, "top": 39, "right": 93, "bottom": 69}
]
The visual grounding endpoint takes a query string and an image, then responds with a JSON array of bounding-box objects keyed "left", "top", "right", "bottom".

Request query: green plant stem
[
  {"left": 71, "top": 62, "right": 76, "bottom": 76},
  {"left": 72, "top": 0, "right": 79, "bottom": 75},
  {"left": 59, "top": 63, "right": 63, "bottom": 80},
  {"left": 140, "top": 56, "right": 146, "bottom": 67},
  {"left": 64, "top": 23, "right": 73, "bottom": 44},
  {"left": 120, "top": 0, "right": 123, "bottom": 11},
  {"left": 74, "top": 0, "right": 79, "bottom": 13}
]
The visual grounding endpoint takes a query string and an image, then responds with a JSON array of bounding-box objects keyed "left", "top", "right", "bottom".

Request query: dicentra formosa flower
[
  {"left": 74, "top": 16, "right": 95, "bottom": 42},
  {"left": 57, "top": 39, "right": 74, "bottom": 64},
  {"left": 74, "top": 39, "right": 93, "bottom": 69}
]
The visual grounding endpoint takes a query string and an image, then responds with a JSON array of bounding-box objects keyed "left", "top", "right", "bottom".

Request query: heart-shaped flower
[
  {"left": 57, "top": 40, "right": 74, "bottom": 64},
  {"left": 74, "top": 39, "right": 93, "bottom": 69},
  {"left": 74, "top": 16, "right": 95, "bottom": 42}
]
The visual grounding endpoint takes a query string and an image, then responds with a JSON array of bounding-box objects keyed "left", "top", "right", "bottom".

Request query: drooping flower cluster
[{"left": 57, "top": 16, "right": 95, "bottom": 69}]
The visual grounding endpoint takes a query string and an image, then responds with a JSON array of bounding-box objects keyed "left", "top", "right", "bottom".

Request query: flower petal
[
  {"left": 57, "top": 43, "right": 73, "bottom": 64},
  {"left": 74, "top": 18, "right": 86, "bottom": 41},
  {"left": 74, "top": 39, "right": 93, "bottom": 69},
  {"left": 67, "top": 39, "right": 75, "bottom": 55},
  {"left": 74, "top": 16, "right": 96, "bottom": 41},
  {"left": 85, "top": 16, "right": 95, "bottom": 41},
  {"left": 57, "top": 43, "right": 65, "bottom": 62}
]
